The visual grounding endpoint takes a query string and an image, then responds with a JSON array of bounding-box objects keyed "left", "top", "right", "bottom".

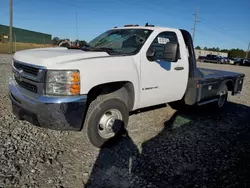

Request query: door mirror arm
[{"left": 146, "top": 48, "right": 156, "bottom": 60}]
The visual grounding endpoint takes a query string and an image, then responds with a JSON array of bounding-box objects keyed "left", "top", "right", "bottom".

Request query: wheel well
[
  {"left": 86, "top": 81, "right": 135, "bottom": 111},
  {"left": 226, "top": 80, "right": 234, "bottom": 91}
]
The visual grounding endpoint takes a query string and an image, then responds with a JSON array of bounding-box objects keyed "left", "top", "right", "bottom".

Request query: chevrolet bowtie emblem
[{"left": 14, "top": 69, "right": 23, "bottom": 81}]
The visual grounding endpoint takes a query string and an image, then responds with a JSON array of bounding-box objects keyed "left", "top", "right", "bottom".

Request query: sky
[{"left": 0, "top": 0, "right": 249, "bottom": 50}]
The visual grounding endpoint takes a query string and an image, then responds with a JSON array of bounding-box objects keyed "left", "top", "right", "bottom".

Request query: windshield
[{"left": 87, "top": 29, "right": 153, "bottom": 55}]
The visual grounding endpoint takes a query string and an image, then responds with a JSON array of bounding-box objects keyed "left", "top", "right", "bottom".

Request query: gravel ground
[{"left": 0, "top": 55, "right": 250, "bottom": 188}]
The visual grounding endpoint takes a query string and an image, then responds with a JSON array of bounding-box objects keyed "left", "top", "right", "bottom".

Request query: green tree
[
  {"left": 208, "top": 47, "right": 216, "bottom": 51},
  {"left": 204, "top": 47, "right": 208, "bottom": 50},
  {"left": 195, "top": 46, "right": 201, "bottom": 50},
  {"left": 220, "top": 49, "right": 229, "bottom": 53},
  {"left": 79, "top": 40, "right": 88, "bottom": 47},
  {"left": 75, "top": 39, "right": 80, "bottom": 45},
  {"left": 206, "top": 47, "right": 220, "bottom": 52}
]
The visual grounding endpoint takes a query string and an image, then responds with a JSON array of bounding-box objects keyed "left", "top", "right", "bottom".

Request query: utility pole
[
  {"left": 192, "top": 6, "right": 198, "bottom": 43},
  {"left": 245, "top": 41, "right": 250, "bottom": 59},
  {"left": 9, "top": 0, "right": 13, "bottom": 54}
]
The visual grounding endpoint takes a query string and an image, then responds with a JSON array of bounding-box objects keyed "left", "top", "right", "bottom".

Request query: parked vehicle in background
[
  {"left": 9, "top": 25, "right": 245, "bottom": 148},
  {"left": 197, "top": 55, "right": 206, "bottom": 62},
  {"left": 223, "top": 57, "right": 234, "bottom": 64},
  {"left": 202, "top": 54, "right": 223, "bottom": 64},
  {"left": 228, "top": 58, "right": 235, "bottom": 65},
  {"left": 234, "top": 58, "right": 250, "bottom": 66},
  {"left": 219, "top": 57, "right": 229, "bottom": 64}
]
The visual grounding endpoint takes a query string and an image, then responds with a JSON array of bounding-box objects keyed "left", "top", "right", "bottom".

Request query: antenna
[{"left": 76, "top": 12, "right": 78, "bottom": 41}]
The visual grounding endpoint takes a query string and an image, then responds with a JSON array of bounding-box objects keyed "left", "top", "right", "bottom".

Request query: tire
[
  {"left": 83, "top": 95, "right": 129, "bottom": 148},
  {"left": 215, "top": 83, "right": 228, "bottom": 108},
  {"left": 235, "top": 62, "right": 240, "bottom": 66},
  {"left": 169, "top": 100, "right": 188, "bottom": 112}
]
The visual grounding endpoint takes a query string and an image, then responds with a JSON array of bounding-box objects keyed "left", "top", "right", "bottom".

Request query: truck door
[
  {"left": 211, "top": 55, "right": 217, "bottom": 63},
  {"left": 139, "top": 31, "right": 189, "bottom": 108}
]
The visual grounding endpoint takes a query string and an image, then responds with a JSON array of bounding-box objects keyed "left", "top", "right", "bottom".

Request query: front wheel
[{"left": 83, "top": 96, "right": 129, "bottom": 148}]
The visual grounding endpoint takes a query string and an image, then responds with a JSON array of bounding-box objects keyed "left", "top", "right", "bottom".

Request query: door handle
[{"left": 174, "top": 67, "right": 184, "bottom": 70}]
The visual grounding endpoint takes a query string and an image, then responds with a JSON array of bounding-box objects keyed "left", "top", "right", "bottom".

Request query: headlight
[{"left": 45, "top": 70, "right": 80, "bottom": 96}]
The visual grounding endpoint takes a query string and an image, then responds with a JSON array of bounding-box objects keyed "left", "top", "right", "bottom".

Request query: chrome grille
[
  {"left": 14, "top": 76, "right": 38, "bottom": 93},
  {"left": 12, "top": 59, "right": 46, "bottom": 94},
  {"left": 14, "top": 61, "right": 39, "bottom": 76}
]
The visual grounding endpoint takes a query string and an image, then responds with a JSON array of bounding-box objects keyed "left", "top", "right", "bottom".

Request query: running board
[{"left": 197, "top": 98, "right": 218, "bottom": 106}]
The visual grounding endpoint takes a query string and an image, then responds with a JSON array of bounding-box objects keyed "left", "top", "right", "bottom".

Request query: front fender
[{"left": 80, "top": 56, "right": 140, "bottom": 109}]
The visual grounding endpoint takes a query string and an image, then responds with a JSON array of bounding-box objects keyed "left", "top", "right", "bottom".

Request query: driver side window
[{"left": 148, "top": 32, "right": 178, "bottom": 60}]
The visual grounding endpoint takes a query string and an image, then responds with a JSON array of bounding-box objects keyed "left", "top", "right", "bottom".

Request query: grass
[{"left": 0, "top": 42, "right": 54, "bottom": 54}]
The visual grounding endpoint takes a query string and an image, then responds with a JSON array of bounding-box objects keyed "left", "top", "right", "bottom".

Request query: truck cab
[{"left": 9, "top": 25, "right": 245, "bottom": 147}]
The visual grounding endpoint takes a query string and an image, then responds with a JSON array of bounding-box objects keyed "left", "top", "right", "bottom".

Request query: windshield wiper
[
  {"left": 98, "top": 47, "right": 120, "bottom": 54},
  {"left": 81, "top": 45, "right": 122, "bottom": 55},
  {"left": 81, "top": 45, "right": 97, "bottom": 51}
]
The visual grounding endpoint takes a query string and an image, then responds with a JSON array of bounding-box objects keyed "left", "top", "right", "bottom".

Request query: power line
[
  {"left": 195, "top": 29, "right": 248, "bottom": 51},
  {"left": 52, "top": 0, "right": 193, "bottom": 23},
  {"left": 52, "top": 0, "right": 105, "bottom": 13},
  {"left": 195, "top": 30, "right": 218, "bottom": 45},
  {"left": 198, "top": 16, "right": 246, "bottom": 44},
  {"left": 198, "top": 17, "right": 225, "bottom": 33},
  {"left": 120, "top": 0, "right": 193, "bottom": 20}
]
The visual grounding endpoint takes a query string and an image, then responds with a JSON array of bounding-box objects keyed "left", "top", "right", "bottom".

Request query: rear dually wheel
[{"left": 216, "top": 83, "right": 228, "bottom": 108}]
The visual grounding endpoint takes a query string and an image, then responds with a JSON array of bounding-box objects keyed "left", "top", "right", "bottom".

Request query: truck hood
[{"left": 13, "top": 47, "right": 110, "bottom": 67}]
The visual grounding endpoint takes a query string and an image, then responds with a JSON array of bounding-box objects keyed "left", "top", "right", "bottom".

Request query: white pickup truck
[{"left": 9, "top": 25, "right": 245, "bottom": 147}]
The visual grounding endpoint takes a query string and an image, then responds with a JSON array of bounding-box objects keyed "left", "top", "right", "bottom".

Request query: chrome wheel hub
[
  {"left": 98, "top": 109, "right": 123, "bottom": 139},
  {"left": 218, "top": 89, "right": 227, "bottom": 107}
]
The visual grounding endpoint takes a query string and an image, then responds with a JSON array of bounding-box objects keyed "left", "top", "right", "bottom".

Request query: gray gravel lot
[{"left": 0, "top": 55, "right": 250, "bottom": 188}]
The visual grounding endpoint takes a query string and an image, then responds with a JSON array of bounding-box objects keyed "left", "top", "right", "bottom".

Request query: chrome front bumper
[{"left": 9, "top": 77, "right": 87, "bottom": 131}]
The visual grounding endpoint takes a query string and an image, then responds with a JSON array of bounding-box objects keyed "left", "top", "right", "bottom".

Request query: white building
[{"left": 195, "top": 49, "right": 228, "bottom": 58}]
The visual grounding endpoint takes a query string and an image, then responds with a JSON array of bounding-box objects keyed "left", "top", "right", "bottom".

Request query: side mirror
[
  {"left": 146, "top": 47, "right": 155, "bottom": 58},
  {"left": 162, "top": 42, "right": 179, "bottom": 62}
]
